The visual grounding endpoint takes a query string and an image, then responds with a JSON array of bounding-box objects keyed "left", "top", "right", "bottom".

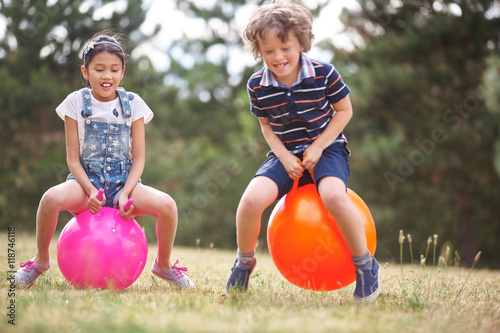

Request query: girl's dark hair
[{"left": 81, "top": 30, "right": 127, "bottom": 87}]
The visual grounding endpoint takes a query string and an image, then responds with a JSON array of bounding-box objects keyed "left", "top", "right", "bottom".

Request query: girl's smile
[{"left": 81, "top": 51, "right": 125, "bottom": 102}]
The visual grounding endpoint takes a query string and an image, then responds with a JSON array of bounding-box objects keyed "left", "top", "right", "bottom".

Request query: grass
[{"left": 1, "top": 232, "right": 499, "bottom": 333}]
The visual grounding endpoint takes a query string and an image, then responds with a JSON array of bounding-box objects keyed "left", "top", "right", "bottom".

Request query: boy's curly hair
[{"left": 242, "top": 0, "right": 314, "bottom": 59}]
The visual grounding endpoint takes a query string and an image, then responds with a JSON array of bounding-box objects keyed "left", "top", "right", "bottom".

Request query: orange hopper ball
[{"left": 267, "top": 184, "right": 376, "bottom": 291}]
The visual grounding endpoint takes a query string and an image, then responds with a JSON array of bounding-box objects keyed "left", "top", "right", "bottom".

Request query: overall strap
[
  {"left": 80, "top": 88, "right": 92, "bottom": 117},
  {"left": 116, "top": 87, "right": 132, "bottom": 118},
  {"left": 80, "top": 87, "right": 131, "bottom": 119}
]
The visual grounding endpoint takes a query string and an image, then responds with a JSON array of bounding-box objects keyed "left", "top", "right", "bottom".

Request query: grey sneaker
[
  {"left": 353, "top": 256, "right": 380, "bottom": 302},
  {"left": 151, "top": 259, "right": 195, "bottom": 289},
  {"left": 13, "top": 259, "right": 51, "bottom": 287},
  {"left": 226, "top": 258, "right": 256, "bottom": 292}
]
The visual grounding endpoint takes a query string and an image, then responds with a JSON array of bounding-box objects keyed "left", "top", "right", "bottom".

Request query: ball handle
[
  {"left": 96, "top": 188, "right": 105, "bottom": 201},
  {"left": 97, "top": 188, "right": 134, "bottom": 216},
  {"left": 290, "top": 170, "right": 315, "bottom": 195},
  {"left": 123, "top": 198, "right": 134, "bottom": 212}
]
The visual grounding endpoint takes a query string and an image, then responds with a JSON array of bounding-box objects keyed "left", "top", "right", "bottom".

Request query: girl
[{"left": 14, "top": 30, "right": 195, "bottom": 289}]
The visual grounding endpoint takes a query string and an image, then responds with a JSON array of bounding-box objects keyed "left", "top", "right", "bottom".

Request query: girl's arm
[
  {"left": 117, "top": 117, "right": 145, "bottom": 218},
  {"left": 65, "top": 116, "right": 103, "bottom": 212},
  {"left": 302, "top": 95, "right": 353, "bottom": 171},
  {"left": 258, "top": 117, "right": 305, "bottom": 180}
]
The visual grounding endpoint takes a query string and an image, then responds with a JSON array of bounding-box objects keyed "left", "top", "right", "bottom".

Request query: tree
[{"left": 336, "top": 0, "right": 500, "bottom": 266}]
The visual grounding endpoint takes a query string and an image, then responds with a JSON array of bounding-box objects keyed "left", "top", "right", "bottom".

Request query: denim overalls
[{"left": 66, "top": 88, "right": 135, "bottom": 208}]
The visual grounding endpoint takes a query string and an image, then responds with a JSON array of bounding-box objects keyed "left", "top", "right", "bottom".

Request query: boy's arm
[
  {"left": 258, "top": 117, "right": 305, "bottom": 180},
  {"left": 65, "top": 116, "right": 103, "bottom": 212},
  {"left": 302, "top": 95, "right": 353, "bottom": 171}
]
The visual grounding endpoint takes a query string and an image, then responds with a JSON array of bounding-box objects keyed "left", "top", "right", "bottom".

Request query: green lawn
[{"left": 1, "top": 232, "right": 499, "bottom": 333}]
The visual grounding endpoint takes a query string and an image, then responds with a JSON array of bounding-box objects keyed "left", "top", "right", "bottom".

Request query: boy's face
[{"left": 258, "top": 28, "right": 304, "bottom": 88}]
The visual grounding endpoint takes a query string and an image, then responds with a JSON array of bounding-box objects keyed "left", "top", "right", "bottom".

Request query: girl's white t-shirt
[{"left": 56, "top": 90, "right": 154, "bottom": 159}]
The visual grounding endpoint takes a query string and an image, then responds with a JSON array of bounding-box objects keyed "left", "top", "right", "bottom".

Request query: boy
[{"left": 226, "top": 0, "right": 380, "bottom": 302}]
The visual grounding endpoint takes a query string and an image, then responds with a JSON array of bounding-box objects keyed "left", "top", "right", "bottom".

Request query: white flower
[{"left": 87, "top": 41, "right": 96, "bottom": 53}]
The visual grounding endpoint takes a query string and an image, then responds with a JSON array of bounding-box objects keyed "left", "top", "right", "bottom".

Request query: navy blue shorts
[{"left": 254, "top": 143, "right": 351, "bottom": 200}]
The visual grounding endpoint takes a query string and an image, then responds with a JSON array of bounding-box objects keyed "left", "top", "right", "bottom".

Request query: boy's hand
[
  {"left": 302, "top": 146, "right": 323, "bottom": 171},
  {"left": 88, "top": 188, "right": 105, "bottom": 214},
  {"left": 281, "top": 153, "right": 305, "bottom": 180}
]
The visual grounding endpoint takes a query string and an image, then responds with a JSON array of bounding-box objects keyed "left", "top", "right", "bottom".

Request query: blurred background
[{"left": 1, "top": 0, "right": 499, "bottom": 268}]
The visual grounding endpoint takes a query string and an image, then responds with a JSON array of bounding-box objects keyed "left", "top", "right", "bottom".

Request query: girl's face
[
  {"left": 81, "top": 51, "right": 125, "bottom": 102},
  {"left": 258, "top": 28, "right": 304, "bottom": 88}
]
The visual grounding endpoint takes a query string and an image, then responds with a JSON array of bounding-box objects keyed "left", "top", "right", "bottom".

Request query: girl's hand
[
  {"left": 118, "top": 194, "right": 134, "bottom": 220},
  {"left": 281, "top": 153, "right": 305, "bottom": 180},
  {"left": 302, "top": 146, "right": 323, "bottom": 172},
  {"left": 88, "top": 189, "right": 105, "bottom": 214}
]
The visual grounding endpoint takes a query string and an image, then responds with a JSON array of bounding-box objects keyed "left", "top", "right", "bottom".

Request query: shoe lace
[
  {"left": 20, "top": 260, "right": 43, "bottom": 274},
  {"left": 172, "top": 260, "right": 188, "bottom": 279}
]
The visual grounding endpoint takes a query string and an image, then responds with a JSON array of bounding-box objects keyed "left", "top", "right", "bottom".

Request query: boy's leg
[
  {"left": 236, "top": 176, "right": 279, "bottom": 253},
  {"left": 15, "top": 180, "right": 88, "bottom": 286},
  {"left": 227, "top": 176, "right": 279, "bottom": 291},
  {"left": 131, "top": 184, "right": 194, "bottom": 289},
  {"left": 317, "top": 176, "right": 379, "bottom": 301},
  {"left": 317, "top": 177, "right": 366, "bottom": 257}
]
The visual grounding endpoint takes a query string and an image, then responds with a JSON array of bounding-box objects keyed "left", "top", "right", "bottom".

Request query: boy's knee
[
  {"left": 321, "top": 191, "right": 350, "bottom": 212},
  {"left": 238, "top": 193, "right": 263, "bottom": 214}
]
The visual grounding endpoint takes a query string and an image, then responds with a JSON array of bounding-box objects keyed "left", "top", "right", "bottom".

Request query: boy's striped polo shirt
[{"left": 248, "top": 55, "right": 351, "bottom": 152}]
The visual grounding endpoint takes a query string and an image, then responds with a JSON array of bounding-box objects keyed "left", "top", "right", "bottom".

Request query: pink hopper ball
[{"left": 57, "top": 207, "right": 148, "bottom": 290}]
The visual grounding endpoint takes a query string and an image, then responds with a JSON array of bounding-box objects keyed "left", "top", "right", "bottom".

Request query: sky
[{"left": 135, "top": 0, "right": 361, "bottom": 73}]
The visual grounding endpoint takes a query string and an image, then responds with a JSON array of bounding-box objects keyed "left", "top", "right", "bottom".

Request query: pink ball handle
[
  {"left": 123, "top": 199, "right": 134, "bottom": 212},
  {"left": 96, "top": 188, "right": 104, "bottom": 201}
]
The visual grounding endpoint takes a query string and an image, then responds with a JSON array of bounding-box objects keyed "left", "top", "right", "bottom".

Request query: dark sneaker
[
  {"left": 353, "top": 256, "right": 380, "bottom": 302},
  {"left": 226, "top": 258, "right": 256, "bottom": 292},
  {"left": 13, "top": 259, "right": 51, "bottom": 287}
]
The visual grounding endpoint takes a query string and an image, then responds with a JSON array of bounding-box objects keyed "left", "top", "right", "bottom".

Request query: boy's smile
[{"left": 258, "top": 28, "right": 304, "bottom": 88}]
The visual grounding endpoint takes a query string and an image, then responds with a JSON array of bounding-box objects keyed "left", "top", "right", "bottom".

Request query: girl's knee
[
  {"left": 157, "top": 194, "right": 177, "bottom": 218},
  {"left": 39, "top": 186, "right": 64, "bottom": 210}
]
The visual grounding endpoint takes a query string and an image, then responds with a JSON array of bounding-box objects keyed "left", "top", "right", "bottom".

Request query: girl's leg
[
  {"left": 35, "top": 180, "right": 89, "bottom": 265},
  {"left": 317, "top": 176, "right": 367, "bottom": 257},
  {"left": 131, "top": 184, "right": 177, "bottom": 270},
  {"left": 236, "top": 176, "right": 279, "bottom": 253}
]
